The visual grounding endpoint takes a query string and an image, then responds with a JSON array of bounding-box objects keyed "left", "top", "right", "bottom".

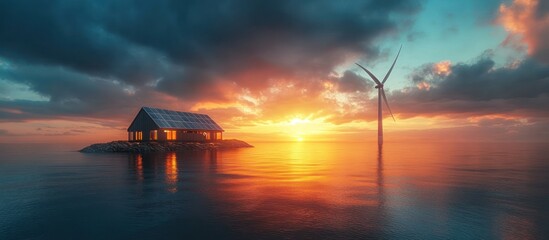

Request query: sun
[
  {"left": 290, "top": 117, "right": 310, "bottom": 125},
  {"left": 296, "top": 136, "right": 304, "bottom": 142}
]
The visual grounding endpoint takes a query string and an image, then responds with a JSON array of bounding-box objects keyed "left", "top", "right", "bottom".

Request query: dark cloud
[
  {"left": 0, "top": 64, "right": 141, "bottom": 120},
  {"left": 0, "top": 0, "right": 170, "bottom": 86},
  {"left": 0, "top": 0, "right": 421, "bottom": 122},
  {"left": 336, "top": 71, "right": 373, "bottom": 93},
  {"left": 106, "top": 0, "right": 420, "bottom": 97},
  {"left": 531, "top": 30, "right": 549, "bottom": 64},
  {"left": 390, "top": 56, "right": 549, "bottom": 118},
  {"left": 536, "top": 0, "right": 549, "bottom": 19},
  {"left": 0, "top": 0, "right": 422, "bottom": 82}
]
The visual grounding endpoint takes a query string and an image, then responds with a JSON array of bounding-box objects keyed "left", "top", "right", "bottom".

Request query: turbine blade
[
  {"left": 381, "top": 44, "right": 402, "bottom": 84},
  {"left": 381, "top": 89, "right": 396, "bottom": 122},
  {"left": 355, "top": 63, "right": 381, "bottom": 85}
]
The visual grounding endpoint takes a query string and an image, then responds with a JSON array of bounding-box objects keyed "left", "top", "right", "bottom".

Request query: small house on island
[{"left": 127, "top": 107, "right": 223, "bottom": 142}]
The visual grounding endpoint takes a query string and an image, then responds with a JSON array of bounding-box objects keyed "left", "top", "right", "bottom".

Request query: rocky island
[{"left": 80, "top": 139, "right": 253, "bottom": 153}]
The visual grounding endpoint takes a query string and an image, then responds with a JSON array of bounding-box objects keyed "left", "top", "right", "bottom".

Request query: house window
[
  {"left": 129, "top": 132, "right": 134, "bottom": 141},
  {"left": 164, "top": 130, "right": 177, "bottom": 140},
  {"left": 136, "top": 131, "right": 143, "bottom": 141},
  {"left": 150, "top": 130, "right": 158, "bottom": 140}
]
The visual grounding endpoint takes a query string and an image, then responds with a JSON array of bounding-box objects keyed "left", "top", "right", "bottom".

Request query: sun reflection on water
[{"left": 201, "top": 142, "right": 385, "bottom": 234}]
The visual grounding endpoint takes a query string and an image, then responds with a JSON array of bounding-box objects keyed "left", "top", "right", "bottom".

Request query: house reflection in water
[
  {"left": 136, "top": 154, "right": 143, "bottom": 181},
  {"left": 128, "top": 150, "right": 220, "bottom": 194},
  {"left": 165, "top": 152, "right": 178, "bottom": 193},
  {"left": 128, "top": 152, "right": 180, "bottom": 193}
]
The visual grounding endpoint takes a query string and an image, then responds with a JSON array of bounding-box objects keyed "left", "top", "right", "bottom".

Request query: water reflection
[
  {"left": 206, "top": 143, "right": 387, "bottom": 238},
  {"left": 136, "top": 154, "right": 143, "bottom": 181},
  {"left": 128, "top": 151, "right": 221, "bottom": 194},
  {"left": 125, "top": 144, "right": 387, "bottom": 238},
  {"left": 121, "top": 142, "right": 548, "bottom": 239},
  {"left": 2, "top": 142, "right": 546, "bottom": 239},
  {"left": 376, "top": 145, "right": 385, "bottom": 236},
  {"left": 377, "top": 145, "right": 384, "bottom": 192},
  {"left": 165, "top": 152, "right": 178, "bottom": 193}
]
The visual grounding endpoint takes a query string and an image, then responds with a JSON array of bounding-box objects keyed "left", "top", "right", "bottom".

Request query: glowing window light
[{"left": 164, "top": 130, "right": 177, "bottom": 140}]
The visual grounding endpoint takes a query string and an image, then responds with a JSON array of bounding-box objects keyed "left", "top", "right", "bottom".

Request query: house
[{"left": 127, "top": 107, "right": 224, "bottom": 142}]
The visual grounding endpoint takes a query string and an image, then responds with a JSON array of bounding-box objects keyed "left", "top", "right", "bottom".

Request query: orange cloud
[
  {"left": 498, "top": 0, "right": 535, "bottom": 34},
  {"left": 497, "top": 0, "right": 549, "bottom": 57},
  {"left": 433, "top": 61, "right": 451, "bottom": 76},
  {"left": 416, "top": 81, "right": 431, "bottom": 91}
]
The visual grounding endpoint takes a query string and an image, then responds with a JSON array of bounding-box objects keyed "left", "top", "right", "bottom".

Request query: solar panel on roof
[
  {"left": 158, "top": 120, "right": 167, "bottom": 127},
  {"left": 143, "top": 107, "right": 223, "bottom": 131}
]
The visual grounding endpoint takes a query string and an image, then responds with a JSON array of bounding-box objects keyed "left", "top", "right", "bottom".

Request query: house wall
[
  {"left": 157, "top": 130, "right": 223, "bottom": 142},
  {"left": 127, "top": 109, "right": 159, "bottom": 141},
  {"left": 155, "top": 129, "right": 206, "bottom": 142}
]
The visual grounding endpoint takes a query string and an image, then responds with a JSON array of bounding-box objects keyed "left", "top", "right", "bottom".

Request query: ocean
[{"left": 1, "top": 142, "right": 547, "bottom": 239}]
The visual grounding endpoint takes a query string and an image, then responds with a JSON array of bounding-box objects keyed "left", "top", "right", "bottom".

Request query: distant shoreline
[{"left": 79, "top": 139, "right": 253, "bottom": 153}]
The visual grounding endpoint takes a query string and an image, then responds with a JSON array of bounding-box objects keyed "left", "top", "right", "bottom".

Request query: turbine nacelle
[{"left": 375, "top": 85, "right": 383, "bottom": 89}]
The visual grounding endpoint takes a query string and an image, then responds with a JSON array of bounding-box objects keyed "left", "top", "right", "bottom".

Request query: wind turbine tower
[{"left": 356, "top": 45, "right": 401, "bottom": 146}]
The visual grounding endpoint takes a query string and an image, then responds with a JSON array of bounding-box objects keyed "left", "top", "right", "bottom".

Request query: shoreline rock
[{"left": 79, "top": 139, "right": 253, "bottom": 153}]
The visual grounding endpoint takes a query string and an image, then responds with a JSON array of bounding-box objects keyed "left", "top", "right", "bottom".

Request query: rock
[{"left": 79, "top": 139, "right": 253, "bottom": 153}]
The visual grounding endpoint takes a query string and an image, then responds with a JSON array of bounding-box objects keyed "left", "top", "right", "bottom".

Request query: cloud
[
  {"left": 0, "top": 63, "right": 147, "bottom": 121},
  {"left": 497, "top": 0, "right": 549, "bottom": 63},
  {"left": 335, "top": 71, "right": 373, "bottom": 93},
  {"left": 0, "top": 0, "right": 421, "bottom": 123},
  {"left": 390, "top": 55, "right": 549, "bottom": 119}
]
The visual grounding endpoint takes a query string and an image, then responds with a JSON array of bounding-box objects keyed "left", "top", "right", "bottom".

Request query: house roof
[{"left": 142, "top": 107, "right": 224, "bottom": 131}]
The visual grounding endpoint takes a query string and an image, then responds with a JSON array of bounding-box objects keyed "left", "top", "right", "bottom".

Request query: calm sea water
[{"left": 0, "top": 142, "right": 547, "bottom": 239}]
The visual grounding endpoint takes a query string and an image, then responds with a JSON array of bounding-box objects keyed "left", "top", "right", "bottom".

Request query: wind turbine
[{"left": 356, "top": 45, "right": 401, "bottom": 146}]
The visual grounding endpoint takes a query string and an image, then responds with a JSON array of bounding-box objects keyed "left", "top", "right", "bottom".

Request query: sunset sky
[{"left": 0, "top": 0, "right": 548, "bottom": 143}]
